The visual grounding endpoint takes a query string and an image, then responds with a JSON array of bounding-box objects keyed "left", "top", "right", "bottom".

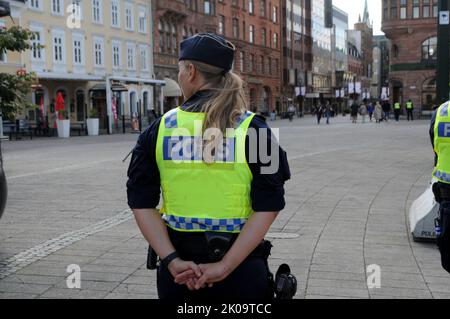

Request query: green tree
[{"left": 0, "top": 26, "right": 38, "bottom": 120}]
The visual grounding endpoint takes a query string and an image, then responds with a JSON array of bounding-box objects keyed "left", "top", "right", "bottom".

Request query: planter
[
  {"left": 87, "top": 118, "right": 99, "bottom": 136},
  {"left": 56, "top": 119, "right": 70, "bottom": 138}
]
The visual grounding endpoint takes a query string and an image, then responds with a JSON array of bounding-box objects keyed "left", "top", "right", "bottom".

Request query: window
[
  {"left": 392, "top": 44, "right": 399, "bottom": 58},
  {"left": 249, "top": 25, "right": 254, "bottom": 43},
  {"left": 249, "top": 53, "right": 254, "bottom": 72},
  {"left": 400, "top": 0, "right": 407, "bottom": 20},
  {"left": 260, "top": 0, "right": 266, "bottom": 17},
  {"left": 125, "top": 3, "right": 134, "bottom": 31},
  {"left": 413, "top": 0, "right": 420, "bottom": 18},
  {"left": 261, "top": 28, "right": 266, "bottom": 46},
  {"left": 249, "top": 0, "right": 254, "bottom": 14},
  {"left": 111, "top": 0, "right": 120, "bottom": 27},
  {"left": 140, "top": 46, "right": 148, "bottom": 71},
  {"left": 273, "top": 32, "right": 278, "bottom": 49},
  {"left": 127, "top": 43, "right": 136, "bottom": 70},
  {"left": 52, "top": 0, "right": 63, "bottom": 15},
  {"left": 112, "top": 41, "right": 121, "bottom": 69},
  {"left": 31, "top": 32, "right": 43, "bottom": 61},
  {"left": 239, "top": 51, "right": 244, "bottom": 72},
  {"left": 204, "top": 0, "right": 215, "bottom": 15},
  {"left": 268, "top": 57, "right": 272, "bottom": 75},
  {"left": 70, "top": 0, "right": 83, "bottom": 20},
  {"left": 433, "top": 4, "right": 438, "bottom": 17},
  {"left": 233, "top": 18, "right": 239, "bottom": 38},
  {"left": 390, "top": 0, "right": 398, "bottom": 19},
  {"left": 92, "top": 0, "right": 103, "bottom": 24},
  {"left": 219, "top": 15, "right": 225, "bottom": 35},
  {"left": 165, "top": 23, "right": 171, "bottom": 51},
  {"left": 73, "top": 34, "right": 84, "bottom": 65},
  {"left": 422, "top": 37, "right": 437, "bottom": 61},
  {"left": 273, "top": 6, "right": 278, "bottom": 23},
  {"left": 30, "top": 0, "right": 43, "bottom": 10},
  {"left": 260, "top": 55, "right": 264, "bottom": 74},
  {"left": 158, "top": 21, "right": 164, "bottom": 52},
  {"left": 423, "top": 3, "right": 430, "bottom": 18},
  {"left": 172, "top": 25, "right": 177, "bottom": 54},
  {"left": 138, "top": 6, "right": 148, "bottom": 33},
  {"left": 0, "top": 50, "right": 5, "bottom": 63},
  {"left": 93, "top": 37, "right": 104, "bottom": 67},
  {"left": 53, "top": 33, "right": 64, "bottom": 63}
]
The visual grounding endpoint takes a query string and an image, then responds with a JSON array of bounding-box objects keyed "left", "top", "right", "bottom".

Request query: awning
[
  {"left": 111, "top": 83, "right": 128, "bottom": 92},
  {"left": 89, "top": 83, "right": 106, "bottom": 91},
  {"left": 164, "top": 77, "right": 182, "bottom": 97}
]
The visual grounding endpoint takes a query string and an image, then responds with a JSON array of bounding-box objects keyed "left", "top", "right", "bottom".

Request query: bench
[
  {"left": 70, "top": 122, "right": 87, "bottom": 136},
  {"left": 2, "top": 120, "right": 33, "bottom": 140}
]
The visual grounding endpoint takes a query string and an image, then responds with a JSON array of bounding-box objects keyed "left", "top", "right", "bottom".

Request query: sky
[{"left": 333, "top": 0, "right": 384, "bottom": 35}]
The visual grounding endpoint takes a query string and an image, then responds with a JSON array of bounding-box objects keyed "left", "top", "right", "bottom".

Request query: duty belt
[
  {"left": 438, "top": 182, "right": 450, "bottom": 200},
  {"left": 167, "top": 227, "right": 272, "bottom": 263}
]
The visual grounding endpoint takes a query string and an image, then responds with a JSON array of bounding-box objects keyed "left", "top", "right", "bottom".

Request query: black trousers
[
  {"left": 157, "top": 229, "right": 273, "bottom": 301},
  {"left": 407, "top": 109, "right": 414, "bottom": 121},
  {"left": 433, "top": 182, "right": 450, "bottom": 274},
  {"left": 394, "top": 109, "right": 400, "bottom": 121}
]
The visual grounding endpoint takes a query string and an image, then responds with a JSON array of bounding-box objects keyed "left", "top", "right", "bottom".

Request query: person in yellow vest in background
[
  {"left": 127, "top": 34, "right": 292, "bottom": 300},
  {"left": 430, "top": 100, "right": 450, "bottom": 274},
  {"left": 406, "top": 99, "right": 414, "bottom": 122},
  {"left": 394, "top": 101, "right": 401, "bottom": 122}
]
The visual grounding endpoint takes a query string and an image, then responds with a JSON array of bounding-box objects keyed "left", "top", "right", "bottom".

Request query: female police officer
[{"left": 127, "top": 33, "right": 290, "bottom": 300}]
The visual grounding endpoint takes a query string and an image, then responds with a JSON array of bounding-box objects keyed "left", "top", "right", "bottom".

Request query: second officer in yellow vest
[
  {"left": 430, "top": 101, "right": 450, "bottom": 274},
  {"left": 406, "top": 99, "right": 414, "bottom": 122},
  {"left": 127, "top": 33, "right": 291, "bottom": 300}
]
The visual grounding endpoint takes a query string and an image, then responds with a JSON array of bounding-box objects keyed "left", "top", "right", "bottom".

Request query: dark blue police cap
[{"left": 179, "top": 33, "right": 236, "bottom": 72}]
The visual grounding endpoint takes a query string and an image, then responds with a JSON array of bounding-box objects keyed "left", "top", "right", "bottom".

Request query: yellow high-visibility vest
[
  {"left": 433, "top": 101, "right": 450, "bottom": 184},
  {"left": 155, "top": 107, "right": 255, "bottom": 233}
]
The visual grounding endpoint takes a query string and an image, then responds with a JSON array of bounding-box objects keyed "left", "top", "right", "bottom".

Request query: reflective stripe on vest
[
  {"left": 163, "top": 215, "right": 247, "bottom": 232},
  {"left": 433, "top": 101, "right": 450, "bottom": 185},
  {"left": 155, "top": 107, "right": 255, "bottom": 233}
]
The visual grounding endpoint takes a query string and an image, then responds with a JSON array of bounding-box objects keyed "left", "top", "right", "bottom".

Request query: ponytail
[{"left": 181, "top": 60, "right": 248, "bottom": 134}]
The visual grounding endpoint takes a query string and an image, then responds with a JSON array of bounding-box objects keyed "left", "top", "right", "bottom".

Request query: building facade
[
  {"left": 153, "top": 0, "right": 217, "bottom": 111},
  {"left": 332, "top": 5, "right": 350, "bottom": 112},
  {"left": 382, "top": 0, "right": 440, "bottom": 114},
  {"left": 371, "top": 35, "right": 390, "bottom": 100},
  {"left": 1, "top": 0, "right": 163, "bottom": 134},
  {"left": 281, "top": 0, "right": 312, "bottom": 114},
  {"left": 218, "top": 0, "right": 283, "bottom": 115},
  {"left": 309, "top": 0, "right": 332, "bottom": 107}
]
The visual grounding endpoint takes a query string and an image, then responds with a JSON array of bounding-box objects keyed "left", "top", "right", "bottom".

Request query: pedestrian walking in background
[
  {"left": 374, "top": 101, "right": 383, "bottom": 123},
  {"left": 406, "top": 99, "right": 414, "bottom": 121},
  {"left": 367, "top": 102, "right": 374, "bottom": 122},
  {"left": 382, "top": 100, "right": 391, "bottom": 122},
  {"left": 325, "top": 101, "right": 332, "bottom": 125},
  {"left": 359, "top": 102, "right": 368, "bottom": 124},
  {"left": 394, "top": 101, "right": 401, "bottom": 122},
  {"left": 316, "top": 103, "right": 324, "bottom": 125},
  {"left": 351, "top": 101, "right": 359, "bottom": 124}
]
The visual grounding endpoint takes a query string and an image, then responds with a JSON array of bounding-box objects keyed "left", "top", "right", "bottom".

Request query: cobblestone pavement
[{"left": 0, "top": 115, "right": 449, "bottom": 299}]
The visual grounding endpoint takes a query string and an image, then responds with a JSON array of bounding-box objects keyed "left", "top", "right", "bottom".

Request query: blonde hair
[{"left": 181, "top": 60, "right": 248, "bottom": 134}]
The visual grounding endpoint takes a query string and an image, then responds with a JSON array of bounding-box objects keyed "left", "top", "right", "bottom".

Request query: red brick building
[
  {"left": 153, "top": 0, "right": 217, "bottom": 112},
  {"left": 216, "top": 0, "right": 283, "bottom": 114},
  {"left": 382, "top": 0, "right": 440, "bottom": 114}
]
